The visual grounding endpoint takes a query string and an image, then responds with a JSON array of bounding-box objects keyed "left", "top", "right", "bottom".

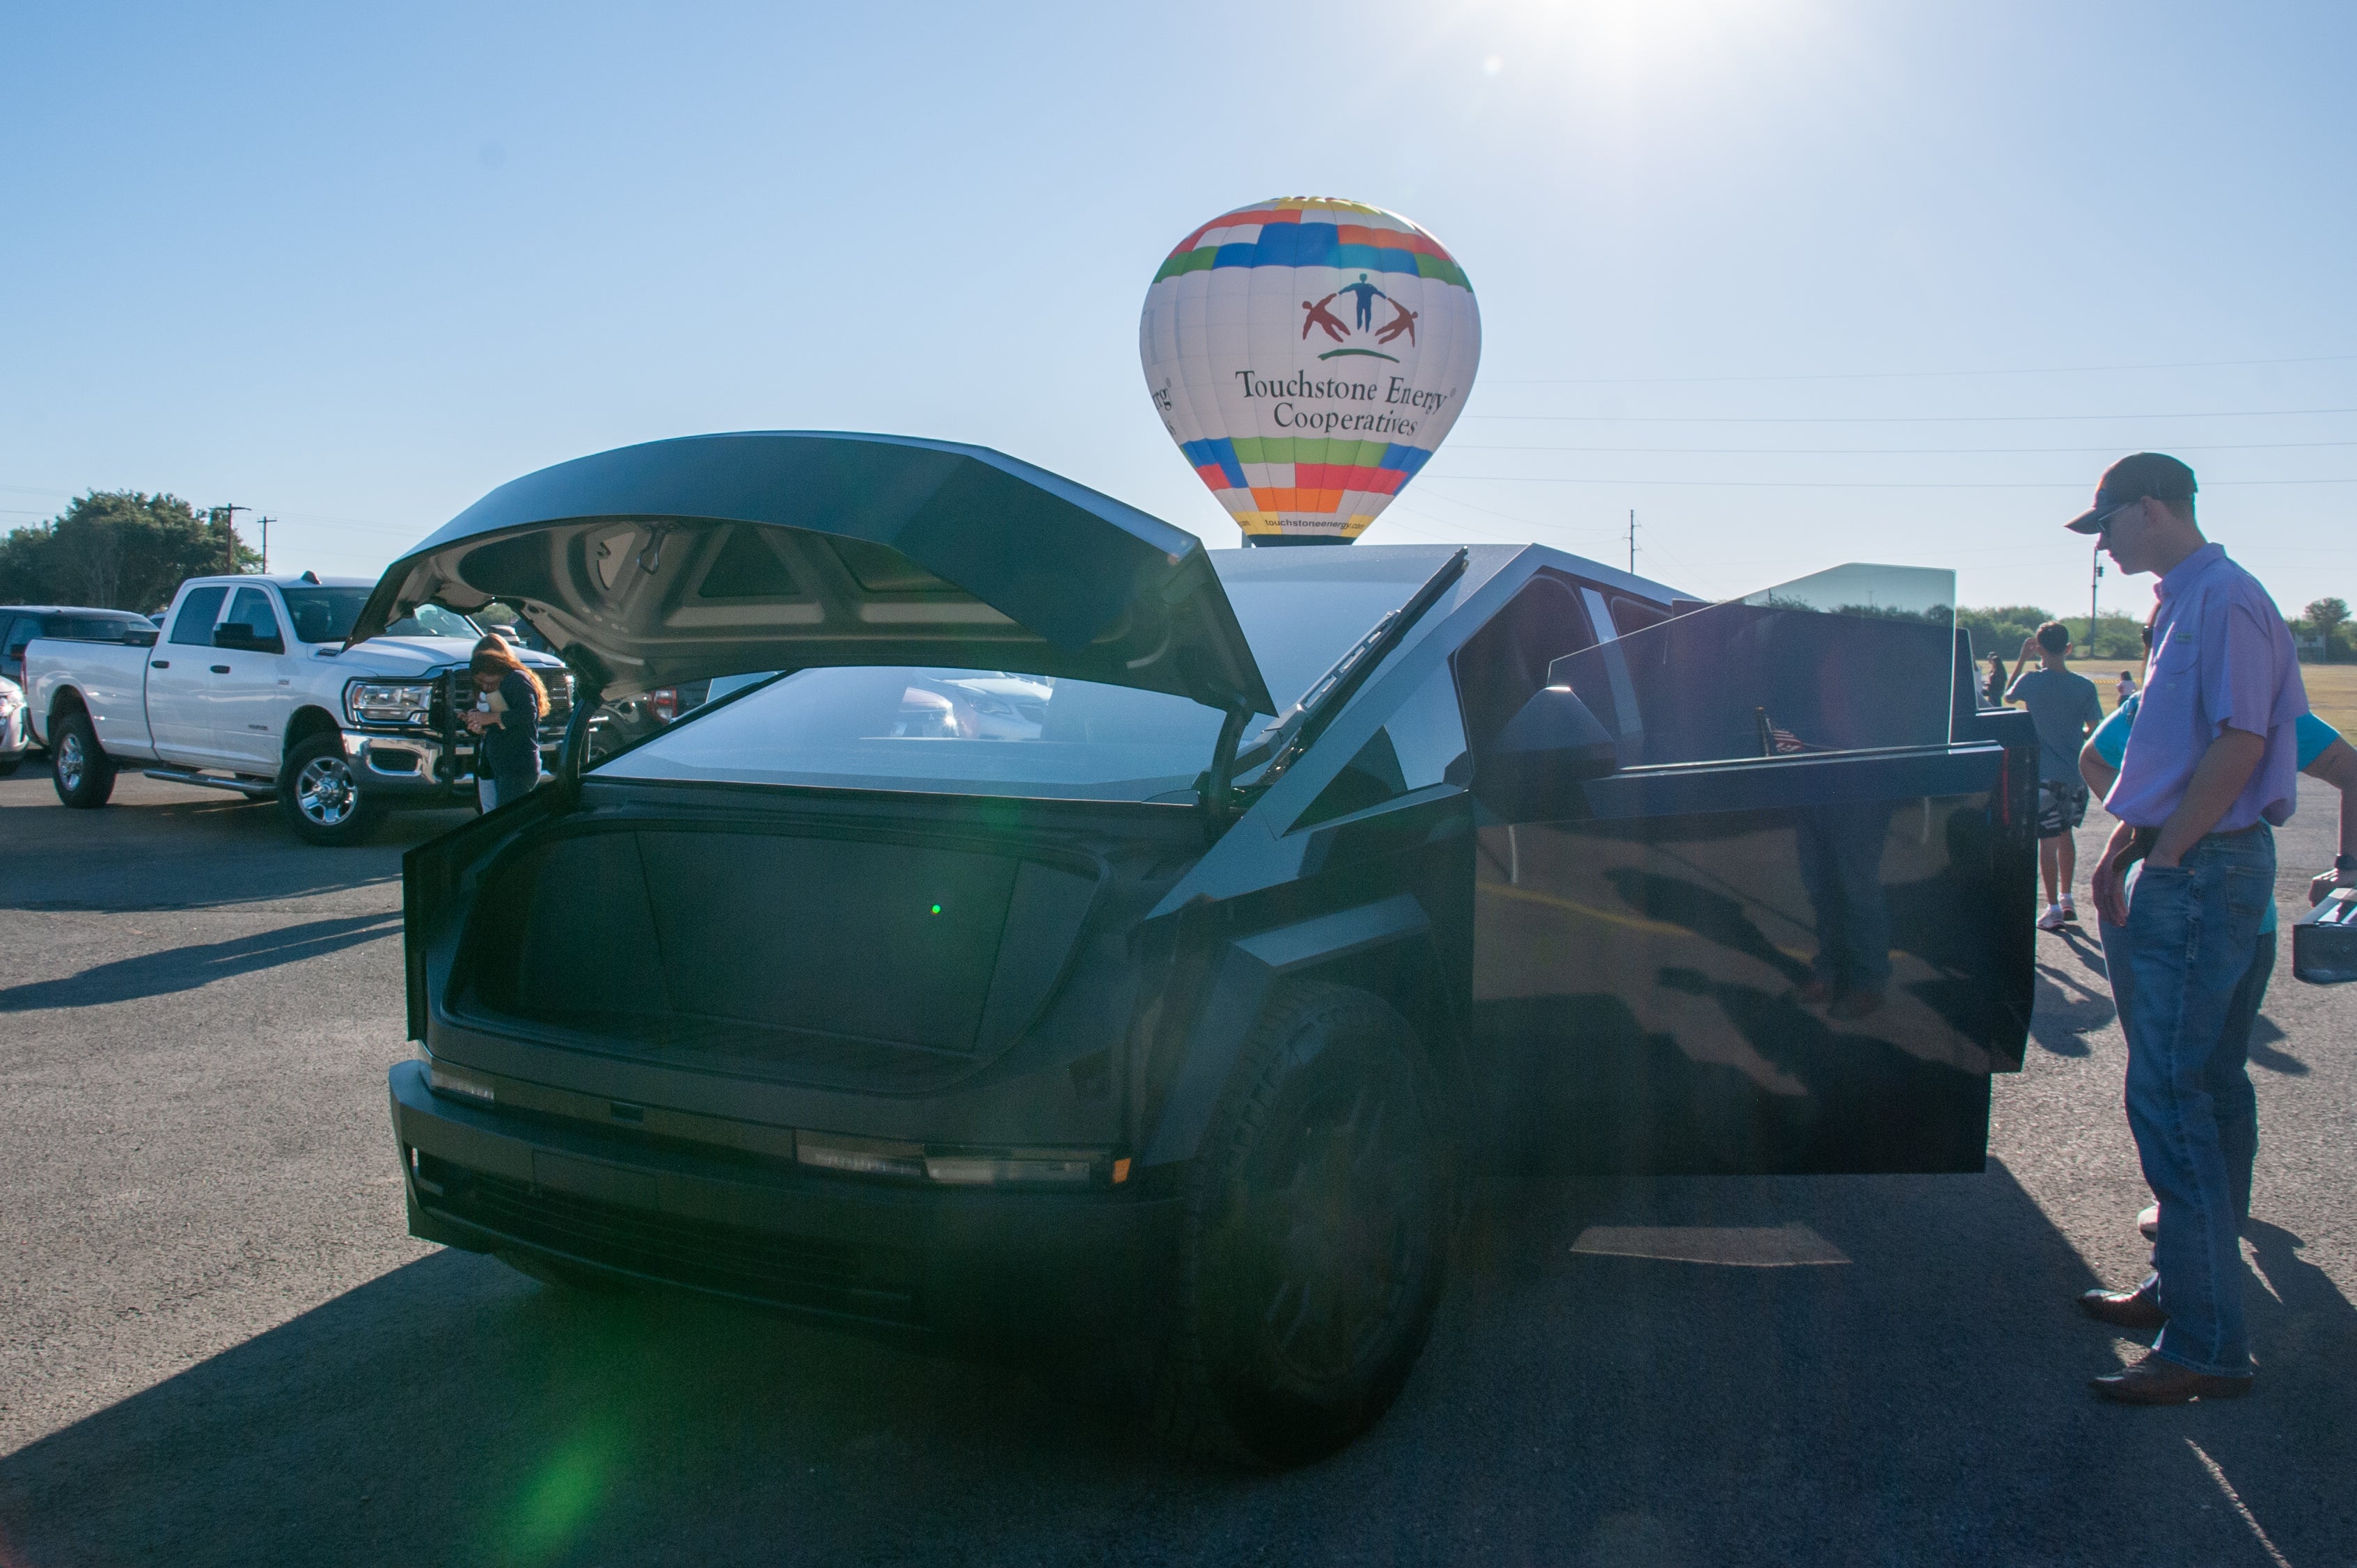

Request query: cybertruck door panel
[
  {"left": 1474, "top": 748, "right": 2012, "bottom": 1174},
  {"left": 1470, "top": 563, "right": 2024, "bottom": 1175}
]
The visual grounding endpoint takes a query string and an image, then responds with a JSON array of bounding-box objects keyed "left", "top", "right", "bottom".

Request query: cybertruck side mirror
[{"left": 1471, "top": 684, "right": 1619, "bottom": 819}]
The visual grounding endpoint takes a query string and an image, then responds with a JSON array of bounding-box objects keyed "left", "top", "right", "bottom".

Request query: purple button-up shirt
[{"left": 2104, "top": 542, "right": 2307, "bottom": 831}]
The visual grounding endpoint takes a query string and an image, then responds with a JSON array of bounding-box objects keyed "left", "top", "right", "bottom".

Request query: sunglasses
[{"left": 2090, "top": 497, "right": 2144, "bottom": 537}]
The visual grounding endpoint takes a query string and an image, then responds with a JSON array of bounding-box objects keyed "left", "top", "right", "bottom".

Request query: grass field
[{"left": 2055, "top": 658, "right": 2357, "bottom": 733}]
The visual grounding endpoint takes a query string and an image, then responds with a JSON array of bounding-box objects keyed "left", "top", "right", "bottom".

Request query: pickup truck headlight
[
  {"left": 0, "top": 688, "right": 20, "bottom": 718},
  {"left": 346, "top": 680, "right": 436, "bottom": 725}
]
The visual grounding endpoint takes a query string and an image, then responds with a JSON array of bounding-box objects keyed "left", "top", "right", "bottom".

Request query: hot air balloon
[{"left": 1140, "top": 197, "right": 1480, "bottom": 545}]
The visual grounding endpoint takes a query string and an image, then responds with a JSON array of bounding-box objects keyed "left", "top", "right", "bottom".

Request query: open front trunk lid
[{"left": 352, "top": 431, "right": 1275, "bottom": 715}]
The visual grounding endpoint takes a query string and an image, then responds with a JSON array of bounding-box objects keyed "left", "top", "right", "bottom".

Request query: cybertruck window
[
  {"left": 1213, "top": 545, "right": 1467, "bottom": 711},
  {"left": 593, "top": 667, "right": 1227, "bottom": 802},
  {"left": 1550, "top": 563, "right": 1957, "bottom": 766}
]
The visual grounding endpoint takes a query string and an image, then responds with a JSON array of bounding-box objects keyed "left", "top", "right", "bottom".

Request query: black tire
[
  {"left": 50, "top": 709, "right": 116, "bottom": 808},
  {"left": 1153, "top": 982, "right": 1451, "bottom": 1468},
  {"left": 278, "top": 731, "right": 383, "bottom": 846},
  {"left": 498, "top": 1249, "right": 636, "bottom": 1294}
]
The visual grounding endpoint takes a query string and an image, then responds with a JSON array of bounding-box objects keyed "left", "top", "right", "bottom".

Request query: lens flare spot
[{"left": 507, "top": 1425, "right": 615, "bottom": 1560}]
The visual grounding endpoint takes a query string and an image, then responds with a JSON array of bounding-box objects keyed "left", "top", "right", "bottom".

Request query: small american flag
[{"left": 1756, "top": 707, "right": 1814, "bottom": 757}]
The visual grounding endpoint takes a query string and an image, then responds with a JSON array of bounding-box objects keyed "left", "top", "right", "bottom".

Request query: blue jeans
[
  {"left": 2105, "top": 825, "right": 2273, "bottom": 1376},
  {"left": 2102, "top": 919, "right": 2271, "bottom": 1230}
]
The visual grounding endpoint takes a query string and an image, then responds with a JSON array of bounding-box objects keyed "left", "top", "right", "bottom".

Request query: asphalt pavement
[{"left": 0, "top": 767, "right": 2351, "bottom": 1567}]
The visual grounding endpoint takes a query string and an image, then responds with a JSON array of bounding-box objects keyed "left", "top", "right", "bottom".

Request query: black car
[
  {"left": 378, "top": 431, "right": 2036, "bottom": 1465},
  {"left": 1, "top": 604, "right": 157, "bottom": 708}
]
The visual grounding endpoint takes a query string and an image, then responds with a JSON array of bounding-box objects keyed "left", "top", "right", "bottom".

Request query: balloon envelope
[{"left": 1140, "top": 197, "right": 1480, "bottom": 543}]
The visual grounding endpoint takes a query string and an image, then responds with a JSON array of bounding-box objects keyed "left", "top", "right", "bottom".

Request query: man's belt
[{"left": 2121, "top": 820, "right": 2265, "bottom": 872}]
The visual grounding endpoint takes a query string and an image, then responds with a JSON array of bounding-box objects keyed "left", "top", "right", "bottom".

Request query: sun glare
[{"left": 1502, "top": 0, "right": 1796, "bottom": 87}]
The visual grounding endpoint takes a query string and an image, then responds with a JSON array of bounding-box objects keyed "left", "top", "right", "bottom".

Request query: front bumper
[
  {"left": 341, "top": 731, "right": 562, "bottom": 803},
  {"left": 387, "top": 1061, "right": 1181, "bottom": 1340}
]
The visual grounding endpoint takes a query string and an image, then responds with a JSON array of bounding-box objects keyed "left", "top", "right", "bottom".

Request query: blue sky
[{"left": 3, "top": 1, "right": 2352, "bottom": 619}]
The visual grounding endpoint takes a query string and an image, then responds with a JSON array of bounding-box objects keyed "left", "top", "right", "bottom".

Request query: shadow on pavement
[
  {"left": 0, "top": 912, "right": 402, "bottom": 1011},
  {"left": 3, "top": 1158, "right": 2348, "bottom": 1567},
  {"left": 0, "top": 775, "right": 471, "bottom": 910},
  {"left": 2027, "top": 928, "right": 2114, "bottom": 1058}
]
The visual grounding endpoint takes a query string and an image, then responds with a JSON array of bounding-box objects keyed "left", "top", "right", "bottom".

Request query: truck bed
[{"left": 26, "top": 637, "right": 156, "bottom": 759}]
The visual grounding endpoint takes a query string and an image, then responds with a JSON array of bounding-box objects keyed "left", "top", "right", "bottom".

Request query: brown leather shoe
[
  {"left": 2079, "top": 1283, "right": 2167, "bottom": 1331},
  {"left": 2092, "top": 1350, "right": 2253, "bottom": 1404}
]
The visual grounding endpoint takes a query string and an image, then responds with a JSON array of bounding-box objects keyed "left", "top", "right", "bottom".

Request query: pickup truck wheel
[
  {"left": 51, "top": 712, "right": 116, "bottom": 808},
  {"left": 279, "top": 732, "right": 382, "bottom": 846},
  {"left": 1153, "top": 982, "right": 1450, "bottom": 1468}
]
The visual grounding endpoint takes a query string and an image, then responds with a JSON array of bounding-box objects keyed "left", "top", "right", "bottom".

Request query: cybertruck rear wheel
[{"left": 1154, "top": 982, "right": 1449, "bottom": 1467}]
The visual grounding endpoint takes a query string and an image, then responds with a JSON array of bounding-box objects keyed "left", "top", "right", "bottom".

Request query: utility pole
[
  {"left": 2089, "top": 539, "right": 2104, "bottom": 649},
  {"left": 210, "top": 505, "right": 251, "bottom": 573},
  {"left": 256, "top": 516, "right": 274, "bottom": 575},
  {"left": 1627, "top": 509, "right": 1637, "bottom": 574}
]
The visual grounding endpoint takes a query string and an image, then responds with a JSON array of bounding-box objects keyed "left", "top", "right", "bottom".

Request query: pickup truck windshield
[
  {"left": 283, "top": 588, "right": 475, "bottom": 644},
  {"left": 591, "top": 552, "right": 1451, "bottom": 802}
]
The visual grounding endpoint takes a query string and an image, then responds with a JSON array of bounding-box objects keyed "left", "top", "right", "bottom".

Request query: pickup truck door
[
  {"left": 1467, "top": 564, "right": 2032, "bottom": 1178},
  {"left": 210, "top": 585, "right": 296, "bottom": 772},
  {"left": 148, "top": 585, "right": 231, "bottom": 766}
]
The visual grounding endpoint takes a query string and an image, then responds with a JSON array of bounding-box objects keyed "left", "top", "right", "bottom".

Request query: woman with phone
[{"left": 463, "top": 633, "right": 547, "bottom": 811}]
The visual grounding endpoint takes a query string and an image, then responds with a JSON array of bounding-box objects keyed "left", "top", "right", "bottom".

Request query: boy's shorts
[{"left": 2036, "top": 779, "right": 2090, "bottom": 839}]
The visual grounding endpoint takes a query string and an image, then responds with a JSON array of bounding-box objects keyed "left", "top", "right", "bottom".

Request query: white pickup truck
[{"left": 24, "top": 573, "right": 571, "bottom": 844}]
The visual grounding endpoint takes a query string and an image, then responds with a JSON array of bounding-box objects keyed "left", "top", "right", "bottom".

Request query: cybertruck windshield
[
  {"left": 1550, "top": 563, "right": 1958, "bottom": 767},
  {"left": 592, "top": 546, "right": 1461, "bottom": 802}
]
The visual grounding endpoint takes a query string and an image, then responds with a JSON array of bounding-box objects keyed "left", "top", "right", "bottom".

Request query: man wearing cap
[{"left": 2070, "top": 453, "right": 2307, "bottom": 1404}]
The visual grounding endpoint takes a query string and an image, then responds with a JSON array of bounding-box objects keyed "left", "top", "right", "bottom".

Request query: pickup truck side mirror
[
  {"left": 214, "top": 624, "right": 285, "bottom": 656},
  {"left": 1472, "top": 683, "right": 1619, "bottom": 819}
]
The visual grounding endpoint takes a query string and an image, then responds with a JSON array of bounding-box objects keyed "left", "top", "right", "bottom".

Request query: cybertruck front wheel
[{"left": 1154, "top": 982, "right": 1450, "bottom": 1467}]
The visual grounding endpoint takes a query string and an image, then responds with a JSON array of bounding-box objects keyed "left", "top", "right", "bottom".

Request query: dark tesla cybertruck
[{"left": 375, "top": 431, "right": 2035, "bottom": 1465}]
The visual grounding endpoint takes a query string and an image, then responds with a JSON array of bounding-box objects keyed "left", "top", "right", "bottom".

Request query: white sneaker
[
  {"left": 2059, "top": 899, "right": 2079, "bottom": 924},
  {"left": 2137, "top": 1203, "right": 2159, "bottom": 1241},
  {"left": 2037, "top": 905, "right": 2067, "bottom": 931}
]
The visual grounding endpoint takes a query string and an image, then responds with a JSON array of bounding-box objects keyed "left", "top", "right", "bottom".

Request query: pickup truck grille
[{"left": 429, "top": 667, "right": 572, "bottom": 742}]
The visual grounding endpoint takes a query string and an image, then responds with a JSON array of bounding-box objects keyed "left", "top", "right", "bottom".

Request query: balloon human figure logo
[
  {"left": 1300, "top": 276, "right": 1420, "bottom": 361},
  {"left": 1140, "top": 196, "right": 1481, "bottom": 543}
]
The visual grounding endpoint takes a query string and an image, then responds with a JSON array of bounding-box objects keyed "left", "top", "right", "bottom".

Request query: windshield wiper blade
[{"left": 1237, "top": 546, "right": 1469, "bottom": 791}]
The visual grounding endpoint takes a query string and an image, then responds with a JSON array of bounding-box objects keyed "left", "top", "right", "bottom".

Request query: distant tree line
[
  {"left": 1957, "top": 598, "right": 2349, "bottom": 664},
  {"left": 0, "top": 491, "right": 259, "bottom": 611}
]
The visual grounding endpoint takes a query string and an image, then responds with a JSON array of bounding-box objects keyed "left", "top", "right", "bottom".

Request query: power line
[
  {"left": 1417, "top": 475, "right": 2357, "bottom": 489},
  {"left": 1484, "top": 351, "right": 2357, "bottom": 387},
  {"left": 1444, "top": 438, "right": 2357, "bottom": 456},
  {"left": 1461, "top": 406, "right": 2357, "bottom": 425}
]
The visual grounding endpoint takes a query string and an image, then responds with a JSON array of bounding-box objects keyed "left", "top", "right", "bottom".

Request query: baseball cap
[{"left": 2065, "top": 452, "right": 2197, "bottom": 534}]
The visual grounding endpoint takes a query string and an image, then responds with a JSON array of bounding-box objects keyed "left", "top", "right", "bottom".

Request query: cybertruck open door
[{"left": 1466, "top": 565, "right": 2035, "bottom": 1174}]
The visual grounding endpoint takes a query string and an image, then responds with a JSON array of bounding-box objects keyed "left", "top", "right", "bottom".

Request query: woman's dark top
[{"left": 480, "top": 668, "right": 543, "bottom": 795}]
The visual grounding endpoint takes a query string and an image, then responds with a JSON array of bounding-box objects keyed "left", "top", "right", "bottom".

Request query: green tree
[
  {"left": 0, "top": 491, "right": 258, "bottom": 611},
  {"left": 1953, "top": 605, "right": 2053, "bottom": 665},
  {"left": 2299, "top": 596, "right": 2348, "bottom": 662},
  {"left": 2083, "top": 611, "right": 2147, "bottom": 663}
]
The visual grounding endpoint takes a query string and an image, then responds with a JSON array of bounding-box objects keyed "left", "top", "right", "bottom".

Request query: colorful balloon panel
[{"left": 1140, "top": 197, "right": 1480, "bottom": 542}]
